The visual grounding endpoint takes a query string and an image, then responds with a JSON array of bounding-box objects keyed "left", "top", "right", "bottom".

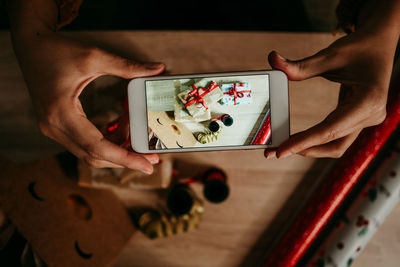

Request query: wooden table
[{"left": 0, "top": 31, "right": 399, "bottom": 267}]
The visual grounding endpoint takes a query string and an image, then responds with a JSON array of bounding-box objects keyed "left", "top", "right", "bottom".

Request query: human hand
[
  {"left": 265, "top": 24, "right": 399, "bottom": 158},
  {"left": 15, "top": 32, "right": 164, "bottom": 173}
]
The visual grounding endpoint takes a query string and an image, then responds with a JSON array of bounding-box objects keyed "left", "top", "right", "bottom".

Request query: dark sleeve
[{"left": 336, "top": 0, "right": 366, "bottom": 33}]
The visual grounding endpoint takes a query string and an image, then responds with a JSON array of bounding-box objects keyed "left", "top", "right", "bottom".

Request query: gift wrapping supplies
[
  {"left": 263, "top": 77, "right": 400, "bottom": 267},
  {"left": 220, "top": 82, "right": 252, "bottom": 105},
  {"left": 176, "top": 81, "right": 224, "bottom": 122},
  {"left": 175, "top": 81, "right": 253, "bottom": 123},
  {"left": 307, "top": 139, "right": 400, "bottom": 267},
  {"left": 251, "top": 110, "right": 271, "bottom": 145}
]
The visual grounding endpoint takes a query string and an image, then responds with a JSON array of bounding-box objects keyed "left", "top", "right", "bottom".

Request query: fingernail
[
  {"left": 149, "top": 157, "right": 159, "bottom": 164},
  {"left": 145, "top": 63, "right": 164, "bottom": 70},
  {"left": 144, "top": 167, "right": 153, "bottom": 175},
  {"left": 277, "top": 151, "right": 291, "bottom": 159},
  {"left": 276, "top": 52, "right": 287, "bottom": 62},
  {"left": 264, "top": 151, "right": 276, "bottom": 159}
]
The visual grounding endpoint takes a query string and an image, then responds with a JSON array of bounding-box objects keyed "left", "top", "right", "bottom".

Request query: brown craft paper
[
  {"left": 176, "top": 81, "right": 223, "bottom": 119},
  {"left": 0, "top": 157, "right": 135, "bottom": 267},
  {"left": 78, "top": 154, "right": 173, "bottom": 189},
  {"left": 148, "top": 110, "right": 198, "bottom": 149},
  {"left": 174, "top": 101, "right": 211, "bottom": 123}
]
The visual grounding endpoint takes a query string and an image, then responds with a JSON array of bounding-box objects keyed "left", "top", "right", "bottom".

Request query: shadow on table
[{"left": 239, "top": 158, "right": 333, "bottom": 267}]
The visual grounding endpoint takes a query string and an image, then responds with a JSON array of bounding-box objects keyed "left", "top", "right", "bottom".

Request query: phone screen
[{"left": 145, "top": 74, "right": 271, "bottom": 150}]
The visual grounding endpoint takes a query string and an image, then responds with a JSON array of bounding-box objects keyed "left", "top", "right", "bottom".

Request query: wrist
[
  {"left": 6, "top": 0, "right": 58, "bottom": 42},
  {"left": 357, "top": 0, "right": 400, "bottom": 39}
]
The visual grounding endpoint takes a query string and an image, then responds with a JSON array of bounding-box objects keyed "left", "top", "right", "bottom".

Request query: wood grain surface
[{"left": 0, "top": 31, "right": 398, "bottom": 267}]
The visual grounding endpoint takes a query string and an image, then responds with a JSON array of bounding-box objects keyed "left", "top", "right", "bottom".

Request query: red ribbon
[
  {"left": 184, "top": 81, "right": 219, "bottom": 109},
  {"left": 224, "top": 83, "right": 251, "bottom": 105}
]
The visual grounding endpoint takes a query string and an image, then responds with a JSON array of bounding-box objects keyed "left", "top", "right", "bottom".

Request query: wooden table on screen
[{"left": 0, "top": 31, "right": 399, "bottom": 267}]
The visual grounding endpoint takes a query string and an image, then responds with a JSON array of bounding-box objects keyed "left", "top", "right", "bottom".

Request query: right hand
[
  {"left": 265, "top": 27, "right": 398, "bottom": 159},
  {"left": 15, "top": 32, "right": 164, "bottom": 174}
]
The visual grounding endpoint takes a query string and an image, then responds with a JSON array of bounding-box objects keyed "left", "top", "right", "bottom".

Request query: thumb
[
  {"left": 268, "top": 49, "right": 333, "bottom": 81},
  {"left": 100, "top": 51, "right": 165, "bottom": 79}
]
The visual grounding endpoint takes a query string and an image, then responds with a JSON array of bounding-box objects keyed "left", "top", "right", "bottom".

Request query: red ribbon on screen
[
  {"left": 184, "top": 81, "right": 219, "bottom": 109},
  {"left": 224, "top": 83, "right": 251, "bottom": 105}
]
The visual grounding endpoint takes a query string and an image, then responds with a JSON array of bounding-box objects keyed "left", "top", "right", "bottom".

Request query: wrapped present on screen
[
  {"left": 177, "top": 81, "right": 223, "bottom": 117},
  {"left": 220, "top": 82, "right": 252, "bottom": 105},
  {"left": 174, "top": 101, "right": 211, "bottom": 123}
]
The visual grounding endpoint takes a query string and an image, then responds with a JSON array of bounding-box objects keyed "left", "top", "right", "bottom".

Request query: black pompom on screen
[
  {"left": 222, "top": 115, "right": 234, "bottom": 126},
  {"left": 208, "top": 121, "right": 220, "bottom": 132}
]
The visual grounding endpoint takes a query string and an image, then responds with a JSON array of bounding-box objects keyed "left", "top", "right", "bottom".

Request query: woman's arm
[
  {"left": 6, "top": 0, "right": 165, "bottom": 173},
  {"left": 266, "top": 0, "right": 400, "bottom": 159}
]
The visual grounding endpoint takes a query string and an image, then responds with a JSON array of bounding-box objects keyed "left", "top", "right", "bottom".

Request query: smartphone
[{"left": 128, "top": 70, "right": 289, "bottom": 153}]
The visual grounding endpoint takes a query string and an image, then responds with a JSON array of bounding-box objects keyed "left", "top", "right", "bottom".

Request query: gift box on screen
[
  {"left": 220, "top": 82, "right": 252, "bottom": 105},
  {"left": 200, "top": 81, "right": 224, "bottom": 103},
  {"left": 174, "top": 101, "right": 211, "bottom": 123},
  {"left": 177, "top": 81, "right": 223, "bottom": 117}
]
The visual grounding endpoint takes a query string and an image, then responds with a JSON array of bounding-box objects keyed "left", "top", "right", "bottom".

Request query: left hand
[{"left": 15, "top": 32, "right": 164, "bottom": 173}]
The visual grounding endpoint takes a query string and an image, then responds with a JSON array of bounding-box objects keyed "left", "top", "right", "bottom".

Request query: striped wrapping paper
[
  {"left": 307, "top": 140, "right": 400, "bottom": 267},
  {"left": 263, "top": 78, "right": 400, "bottom": 267}
]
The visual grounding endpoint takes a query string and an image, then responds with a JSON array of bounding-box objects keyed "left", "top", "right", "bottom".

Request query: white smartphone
[{"left": 128, "top": 70, "right": 289, "bottom": 153}]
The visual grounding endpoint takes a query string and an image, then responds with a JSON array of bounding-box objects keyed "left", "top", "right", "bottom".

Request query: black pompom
[
  {"left": 203, "top": 179, "right": 230, "bottom": 203},
  {"left": 208, "top": 121, "right": 220, "bottom": 132},
  {"left": 222, "top": 115, "right": 233, "bottom": 126},
  {"left": 167, "top": 185, "right": 194, "bottom": 216}
]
